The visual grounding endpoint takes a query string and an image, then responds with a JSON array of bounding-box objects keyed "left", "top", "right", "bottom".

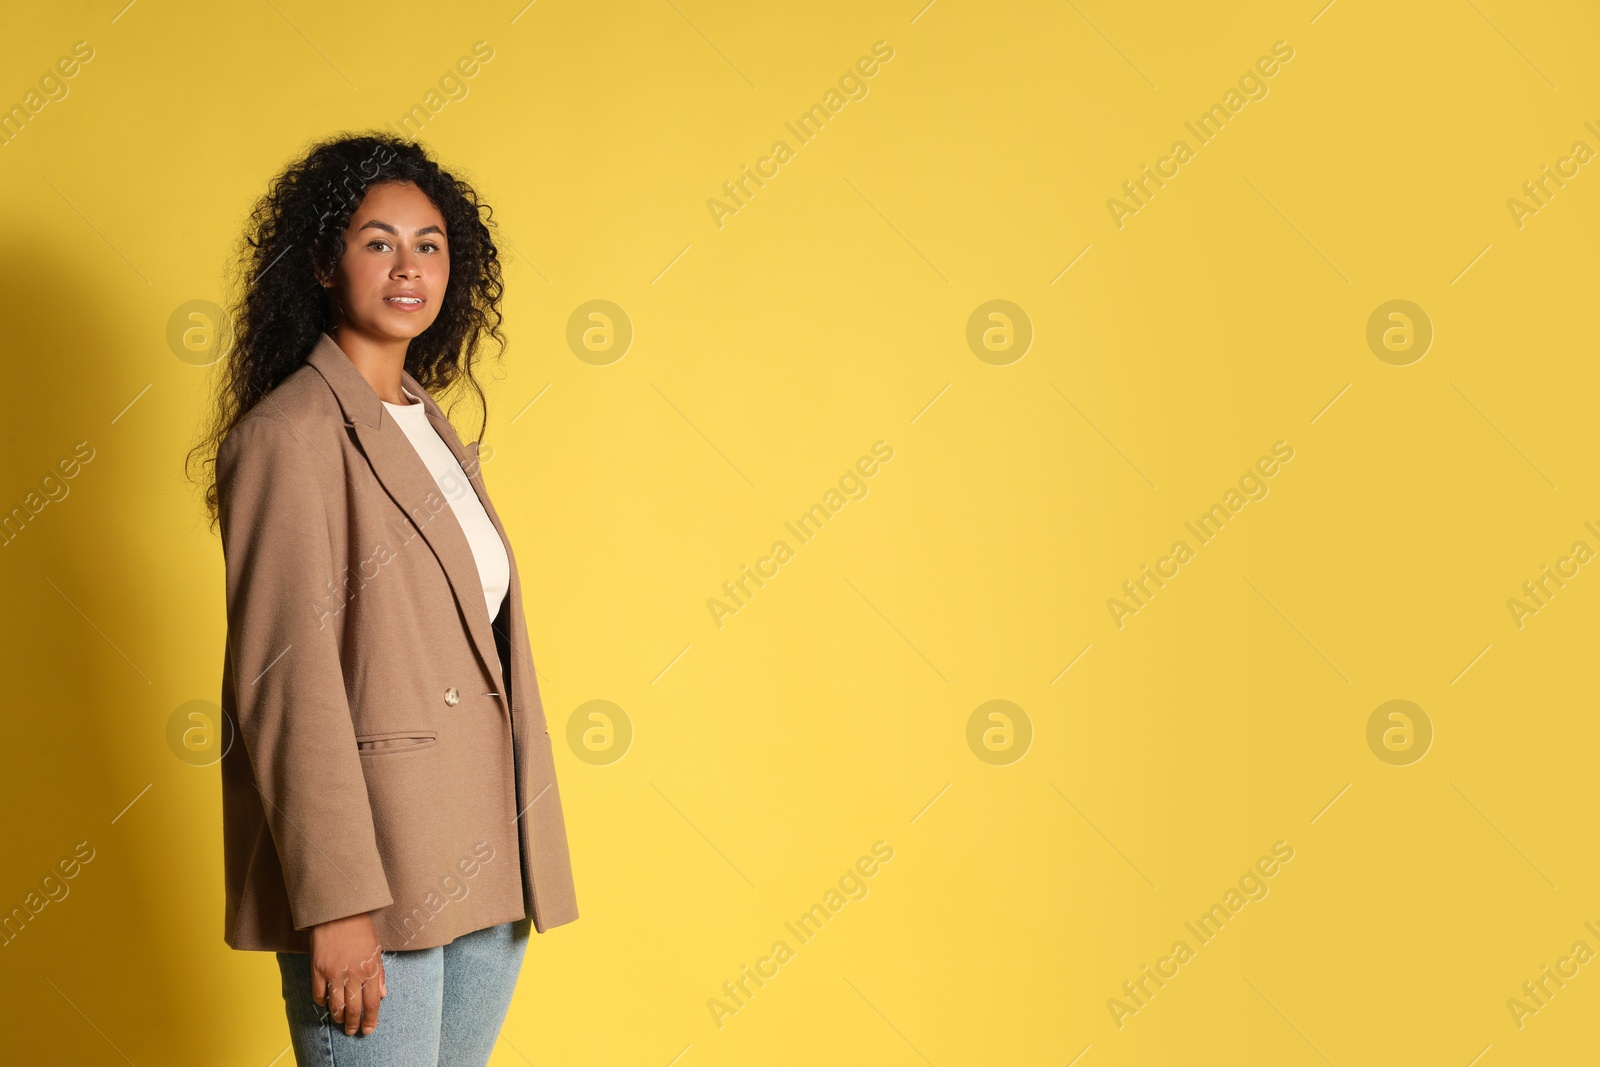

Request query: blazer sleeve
[{"left": 217, "top": 412, "right": 394, "bottom": 931}]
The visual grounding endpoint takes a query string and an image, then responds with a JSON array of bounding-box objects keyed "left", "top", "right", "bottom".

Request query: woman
[{"left": 189, "top": 132, "right": 579, "bottom": 1065}]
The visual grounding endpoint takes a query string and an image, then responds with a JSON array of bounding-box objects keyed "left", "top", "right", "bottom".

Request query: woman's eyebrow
[{"left": 357, "top": 220, "right": 446, "bottom": 237}]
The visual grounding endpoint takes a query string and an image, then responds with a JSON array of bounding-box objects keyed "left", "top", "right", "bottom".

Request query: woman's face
[{"left": 320, "top": 180, "right": 450, "bottom": 343}]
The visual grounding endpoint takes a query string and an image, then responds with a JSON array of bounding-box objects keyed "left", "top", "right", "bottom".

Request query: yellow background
[{"left": 1, "top": 0, "right": 1597, "bottom": 1063}]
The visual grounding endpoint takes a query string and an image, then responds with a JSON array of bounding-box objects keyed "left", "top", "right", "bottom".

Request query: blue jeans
[{"left": 276, "top": 917, "right": 531, "bottom": 1067}]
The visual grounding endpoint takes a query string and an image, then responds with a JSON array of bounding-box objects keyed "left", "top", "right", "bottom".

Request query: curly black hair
[{"left": 188, "top": 131, "right": 506, "bottom": 531}]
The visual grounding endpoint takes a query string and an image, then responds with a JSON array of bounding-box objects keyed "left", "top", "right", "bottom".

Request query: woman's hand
[{"left": 308, "top": 912, "right": 387, "bottom": 1035}]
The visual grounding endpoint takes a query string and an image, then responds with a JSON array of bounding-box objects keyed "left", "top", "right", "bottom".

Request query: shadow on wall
[{"left": 0, "top": 235, "right": 281, "bottom": 1064}]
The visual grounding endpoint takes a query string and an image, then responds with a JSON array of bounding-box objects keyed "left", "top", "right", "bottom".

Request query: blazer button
[{"left": 444, "top": 686, "right": 460, "bottom": 707}]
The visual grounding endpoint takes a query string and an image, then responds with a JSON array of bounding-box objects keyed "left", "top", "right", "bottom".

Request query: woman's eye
[{"left": 367, "top": 240, "right": 390, "bottom": 252}]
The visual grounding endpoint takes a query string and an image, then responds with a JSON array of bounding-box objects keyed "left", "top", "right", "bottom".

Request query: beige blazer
[{"left": 217, "top": 331, "right": 578, "bottom": 953}]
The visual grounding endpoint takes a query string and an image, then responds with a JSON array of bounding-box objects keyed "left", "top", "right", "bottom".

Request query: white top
[{"left": 382, "top": 385, "right": 510, "bottom": 621}]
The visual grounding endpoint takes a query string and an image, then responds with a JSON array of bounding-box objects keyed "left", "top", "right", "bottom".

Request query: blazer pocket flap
[{"left": 356, "top": 731, "right": 438, "bottom": 752}]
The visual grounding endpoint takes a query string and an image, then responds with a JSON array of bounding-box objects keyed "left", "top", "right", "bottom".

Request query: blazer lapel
[
  {"left": 404, "top": 371, "right": 527, "bottom": 700},
  {"left": 305, "top": 332, "right": 508, "bottom": 697},
  {"left": 406, "top": 389, "right": 539, "bottom": 735},
  {"left": 402, "top": 379, "right": 535, "bottom": 732},
  {"left": 443, "top": 433, "right": 532, "bottom": 711}
]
